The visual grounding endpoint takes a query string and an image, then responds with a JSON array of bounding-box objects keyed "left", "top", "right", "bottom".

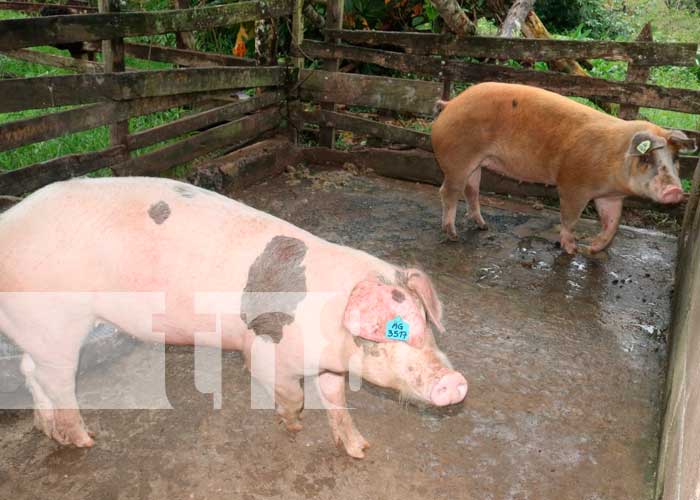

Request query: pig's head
[
  {"left": 343, "top": 269, "right": 468, "bottom": 407},
  {"left": 625, "top": 128, "right": 696, "bottom": 204}
]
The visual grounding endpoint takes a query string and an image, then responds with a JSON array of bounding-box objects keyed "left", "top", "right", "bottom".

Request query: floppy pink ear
[
  {"left": 343, "top": 279, "right": 426, "bottom": 348},
  {"left": 404, "top": 269, "right": 445, "bottom": 333}
]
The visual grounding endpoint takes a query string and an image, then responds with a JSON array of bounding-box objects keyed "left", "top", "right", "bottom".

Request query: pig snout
[
  {"left": 429, "top": 371, "right": 468, "bottom": 406},
  {"left": 660, "top": 185, "right": 685, "bottom": 204}
]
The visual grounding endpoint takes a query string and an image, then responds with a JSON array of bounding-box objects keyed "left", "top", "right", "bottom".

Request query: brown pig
[
  {"left": 431, "top": 82, "right": 696, "bottom": 254},
  {"left": 0, "top": 177, "right": 467, "bottom": 458}
]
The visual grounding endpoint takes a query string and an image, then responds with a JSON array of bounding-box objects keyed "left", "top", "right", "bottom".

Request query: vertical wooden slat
[
  {"left": 619, "top": 22, "right": 653, "bottom": 120},
  {"left": 173, "top": 0, "right": 197, "bottom": 51},
  {"left": 289, "top": 0, "right": 305, "bottom": 144},
  {"left": 318, "top": 0, "right": 343, "bottom": 148},
  {"left": 98, "top": 0, "right": 129, "bottom": 153},
  {"left": 291, "top": 0, "right": 305, "bottom": 70}
]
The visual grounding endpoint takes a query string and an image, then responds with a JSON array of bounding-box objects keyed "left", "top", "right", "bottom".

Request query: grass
[{"left": 0, "top": 10, "right": 187, "bottom": 173}]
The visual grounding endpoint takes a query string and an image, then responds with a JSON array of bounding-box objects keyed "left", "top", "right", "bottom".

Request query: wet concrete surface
[{"left": 0, "top": 169, "right": 676, "bottom": 499}]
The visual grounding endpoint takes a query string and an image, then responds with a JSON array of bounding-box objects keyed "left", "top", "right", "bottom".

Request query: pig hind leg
[
  {"left": 318, "top": 371, "right": 369, "bottom": 458},
  {"left": 463, "top": 167, "right": 487, "bottom": 229},
  {"left": 439, "top": 161, "right": 480, "bottom": 240},
  {"left": 22, "top": 353, "right": 94, "bottom": 447},
  {"left": 591, "top": 197, "right": 623, "bottom": 253}
]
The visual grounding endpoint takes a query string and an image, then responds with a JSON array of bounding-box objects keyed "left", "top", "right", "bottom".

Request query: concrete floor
[{"left": 0, "top": 168, "right": 676, "bottom": 500}]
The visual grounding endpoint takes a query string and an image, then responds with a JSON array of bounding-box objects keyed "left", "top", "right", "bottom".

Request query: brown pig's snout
[
  {"left": 660, "top": 185, "right": 685, "bottom": 204},
  {"left": 429, "top": 371, "right": 468, "bottom": 406}
]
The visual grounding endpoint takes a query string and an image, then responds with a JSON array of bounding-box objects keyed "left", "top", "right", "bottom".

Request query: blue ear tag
[{"left": 385, "top": 316, "right": 410, "bottom": 342}]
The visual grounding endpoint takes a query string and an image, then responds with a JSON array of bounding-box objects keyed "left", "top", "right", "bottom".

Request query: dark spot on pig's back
[
  {"left": 512, "top": 99, "right": 518, "bottom": 108},
  {"left": 148, "top": 201, "right": 171, "bottom": 225},
  {"left": 241, "top": 236, "right": 307, "bottom": 343},
  {"left": 173, "top": 184, "right": 196, "bottom": 198}
]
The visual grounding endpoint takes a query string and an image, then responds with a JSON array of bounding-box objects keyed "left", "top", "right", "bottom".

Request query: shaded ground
[{"left": 0, "top": 168, "right": 676, "bottom": 500}]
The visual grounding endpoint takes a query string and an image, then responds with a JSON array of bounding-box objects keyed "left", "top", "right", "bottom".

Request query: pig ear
[
  {"left": 669, "top": 130, "right": 697, "bottom": 153},
  {"left": 343, "top": 279, "right": 426, "bottom": 348},
  {"left": 404, "top": 269, "right": 446, "bottom": 333},
  {"left": 628, "top": 132, "right": 666, "bottom": 157}
]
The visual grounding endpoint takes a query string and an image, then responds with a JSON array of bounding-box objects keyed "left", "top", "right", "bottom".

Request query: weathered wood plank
[
  {"left": 127, "top": 91, "right": 282, "bottom": 150},
  {"left": 0, "top": 1, "right": 96, "bottom": 13},
  {"left": 0, "top": 0, "right": 294, "bottom": 50},
  {"left": 192, "top": 136, "right": 292, "bottom": 192},
  {"left": 318, "top": 0, "right": 344, "bottom": 148},
  {"left": 294, "top": 108, "right": 433, "bottom": 150},
  {"left": 299, "top": 42, "right": 700, "bottom": 114},
  {"left": 620, "top": 23, "right": 653, "bottom": 120},
  {"left": 124, "top": 43, "right": 255, "bottom": 68},
  {"left": 0, "top": 48, "right": 103, "bottom": 72},
  {"left": 324, "top": 29, "right": 698, "bottom": 66},
  {"left": 114, "top": 105, "right": 282, "bottom": 175},
  {"left": 299, "top": 69, "right": 441, "bottom": 116},
  {"left": 0, "top": 145, "right": 127, "bottom": 196},
  {"left": 0, "top": 66, "right": 285, "bottom": 113},
  {"left": 99, "top": 0, "right": 128, "bottom": 152},
  {"left": 0, "top": 92, "right": 221, "bottom": 153}
]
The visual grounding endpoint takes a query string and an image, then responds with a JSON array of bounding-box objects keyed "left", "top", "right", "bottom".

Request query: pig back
[
  {"left": 432, "top": 82, "right": 622, "bottom": 183},
  {"left": 0, "top": 177, "right": 314, "bottom": 295}
]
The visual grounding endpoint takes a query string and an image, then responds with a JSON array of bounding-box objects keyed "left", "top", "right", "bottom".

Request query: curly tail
[{"left": 433, "top": 99, "right": 449, "bottom": 118}]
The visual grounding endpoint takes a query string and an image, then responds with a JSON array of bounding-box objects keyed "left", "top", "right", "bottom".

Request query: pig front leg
[
  {"left": 274, "top": 376, "right": 305, "bottom": 432},
  {"left": 590, "top": 197, "right": 623, "bottom": 253},
  {"left": 558, "top": 191, "right": 590, "bottom": 254},
  {"left": 318, "top": 371, "right": 369, "bottom": 458}
]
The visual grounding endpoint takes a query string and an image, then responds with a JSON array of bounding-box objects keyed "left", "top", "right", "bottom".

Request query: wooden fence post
[
  {"left": 173, "top": 0, "right": 197, "bottom": 51},
  {"left": 619, "top": 22, "right": 653, "bottom": 120},
  {"left": 98, "top": 0, "right": 129, "bottom": 155},
  {"left": 318, "top": 0, "right": 343, "bottom": 148}
]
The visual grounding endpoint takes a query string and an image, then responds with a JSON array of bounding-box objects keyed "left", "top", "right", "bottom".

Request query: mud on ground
[{"left": 0, "top": 168, "right": 675, "bottom": 500}]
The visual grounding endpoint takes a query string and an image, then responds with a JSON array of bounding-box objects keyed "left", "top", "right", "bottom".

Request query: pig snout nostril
[
  {"left": 430, "top": 373, "right": 468, "bottom": 406},
  {"left": 457, "top": 383, "right": 468, "bottom": 401}
]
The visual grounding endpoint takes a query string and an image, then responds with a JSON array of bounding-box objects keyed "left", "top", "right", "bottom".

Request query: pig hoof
[
  {"left": 281, "top": 419, "right": 303, "bottom": 433},
  {"left": 477, "top": 223, "right": 488, "bottom": 231},
  {"left": 339, "top": 435, "right": 370, "bottom": 459}
]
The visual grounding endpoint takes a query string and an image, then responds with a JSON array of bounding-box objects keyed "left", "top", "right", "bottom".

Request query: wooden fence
[
  {"left": 0, "top": 0, "right": 698, "bottom": 203},
  {"left": 0, "top": 0, "right": 293, "bottom": 196},
  {"left": 287, "top": 5, "right": 699, "bottom": 201}
]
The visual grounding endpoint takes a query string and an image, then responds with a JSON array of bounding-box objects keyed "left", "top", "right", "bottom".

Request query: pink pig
[{"left": 0, "top": 177, "right": 467, "bottom": 458}]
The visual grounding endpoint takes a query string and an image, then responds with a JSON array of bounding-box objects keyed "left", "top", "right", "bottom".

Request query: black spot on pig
[
  {"left": 148, "top": 201, "right": 171, "bottom": 225},
  {"left": 392, "top": 289, "right": 405, "bottom": 303},
  {"left": 241, "top": 236, "right": 307, "bottom": 343},
  {"left": 173, "top": 184, "right": 196, "bottom": 198},
  {"left": 512, "top": 99, "right": 518, "bottom": 108}
]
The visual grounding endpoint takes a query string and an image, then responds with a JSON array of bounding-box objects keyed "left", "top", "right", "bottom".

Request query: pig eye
[{"left": 391, "top": 289, "right": 405, "bottom": 303}]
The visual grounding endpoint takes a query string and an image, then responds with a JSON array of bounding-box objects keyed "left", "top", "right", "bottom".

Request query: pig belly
[{"left": 480, "top": 150, "right": 558, "bottom": 186}]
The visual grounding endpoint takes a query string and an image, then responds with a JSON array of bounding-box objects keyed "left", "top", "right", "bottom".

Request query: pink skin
[{"left": 0, "top": 177, "right": 467, "bottom": 457}]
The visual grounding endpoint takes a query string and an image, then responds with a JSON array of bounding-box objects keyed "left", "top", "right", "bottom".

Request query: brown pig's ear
[
  {"left": 404, "top": 269, "right": 446, "bottom": 333},
  {"left": 627, "top": 131, "right": 666, "bottom": 156},
  {"left": 669, "top": 130, "right": 697, "bottom": 153}
]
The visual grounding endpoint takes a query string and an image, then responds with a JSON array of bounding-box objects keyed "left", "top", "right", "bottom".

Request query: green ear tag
[{"left": 636, "top": 140, "right": 651, "bottom": 154}]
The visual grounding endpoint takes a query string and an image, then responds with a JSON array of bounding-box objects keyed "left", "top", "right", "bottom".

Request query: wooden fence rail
[
  {"left": 0, "top": 1, "right": 96, "bottom": 13},
  {"left": 298, "top": 42, "right": 700, "bottom": 115},
  {"left": 0, "top": 0, "right": 293, "bottom": 50},
  {"left": 0, "top": 66, "right": 287, "bottom": 112},
  {"left": 323, "top": 29, "right": 699, "bottom": 66},
  {"left": 0, "top": 92, "right": 231, "bottom": 153}
]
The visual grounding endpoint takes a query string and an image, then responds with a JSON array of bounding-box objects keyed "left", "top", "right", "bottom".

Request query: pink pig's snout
[
  {"left": 429, "top": 372, "right": 468, "bottom": 406},
  {"left": 660, "top": 185, "right": 684, "bottom": 204}
]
